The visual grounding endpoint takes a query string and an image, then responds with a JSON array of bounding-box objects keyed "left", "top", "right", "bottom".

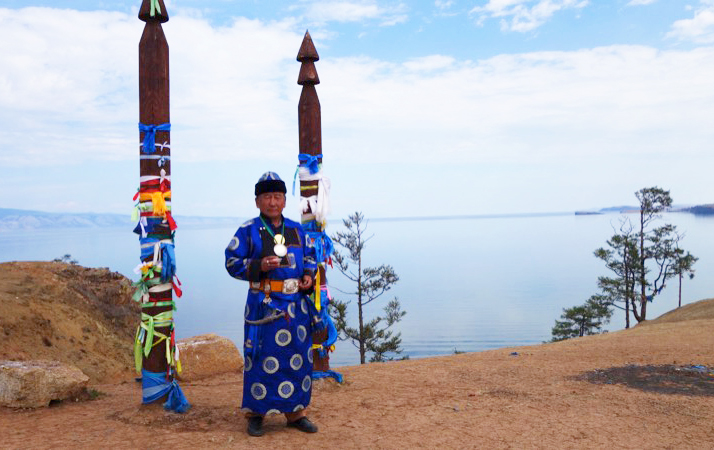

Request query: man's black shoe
[
  {"left": 286, "top": 417, "right": 318, "bottom": 433},
  {"left": 247, "top": 416, "right": 264, "bottom": 437}
]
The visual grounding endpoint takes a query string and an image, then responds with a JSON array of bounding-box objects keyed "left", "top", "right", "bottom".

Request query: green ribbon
[
  {"left": 131, "top": 276, "right": 162, "bottom": 303},
  {"left": 133, "top": 310, "right": 174, "bottom": 373},
  {"left": 142, "top": 300, "right": 176, "bottom": 311},
  {"left": 150, "top": 0, "right": 162, "bottom": 17},
  {"left": 259, "top": 215, "right": 285, "bottom": 240},
  {"left": 140, "top": 310, "right": 173, "bottom": 357}
]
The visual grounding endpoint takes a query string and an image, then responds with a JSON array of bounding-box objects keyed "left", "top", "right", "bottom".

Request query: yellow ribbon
[
  {"left": 314, "top": 269, "right": 321, "bottom": 312},
  {"left": 138, "top": 190, "right": 171, "bottom": 216}
]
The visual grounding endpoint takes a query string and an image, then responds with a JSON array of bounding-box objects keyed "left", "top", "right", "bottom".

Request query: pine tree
[{"left": 329, "top": 212, "right": 406, "bottom": 363}]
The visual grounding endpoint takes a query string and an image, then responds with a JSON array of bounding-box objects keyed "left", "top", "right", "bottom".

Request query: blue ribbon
[
  {"left": 160, "top": 242, "right": 176, "bottom": 283},
  {"left": 299, "top": 153, "right": 321, "bottom": 174},
  {"left": 133, "top": 218, "right": 170, "bottom": 237},
  {"left": 139, "top": 122, "right": 171, "bottom": 154},
  {"left": 307, "top": 231, "right": 334, "bottom": 263},
  {"left": 141, "top": 369, "right": 191, "bottom": 413},
  {"left": 312, "top": 370, "right": 343, "bottom": 383},
  {"left": 139, "top": 237, "right": 160, "bottom": 260},
  {"left": 320, "top": 314, "right": 338, "bottom": 357},
  {"left": 303, "top": 220, "right": 333, "bottom": 263},
  {"left": 292, "top": 153, "right": 321, "bottom": 195}
]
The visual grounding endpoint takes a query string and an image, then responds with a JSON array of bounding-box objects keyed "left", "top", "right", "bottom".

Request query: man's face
[{"left": 255, "top": 192, "right": 286, "bottom": 221}]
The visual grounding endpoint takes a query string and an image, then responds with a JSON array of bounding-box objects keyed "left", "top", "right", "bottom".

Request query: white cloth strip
[
  {"left": 297, "top": 167, "right": 331, "bottom": 223},
  {"left": 139, "top": 175, "right": 172, "bottom": 183},
  {"left": 149, "top": 283, "right": 173, "bottom": 293},
  {"left": 137, "top": 142, "right": 171, "bottom": 151}
]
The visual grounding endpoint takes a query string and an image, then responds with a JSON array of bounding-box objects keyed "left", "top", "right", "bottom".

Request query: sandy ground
[
  {"left": 2, "top": 261, "right": 714, "bottom": 449},
  {"left": 3, "top": 316, "right": 714, "bottom": 449}
]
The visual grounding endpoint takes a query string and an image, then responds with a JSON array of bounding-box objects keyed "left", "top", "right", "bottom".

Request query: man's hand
[
  {"left": 261, "top": 256, "right": 281, "bottom": 272},
  {"left": 298, "top": 274, "right": 314, "bottom": 290}
]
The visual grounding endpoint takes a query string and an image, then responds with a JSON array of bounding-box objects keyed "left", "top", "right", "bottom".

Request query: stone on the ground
[
  {"left": 176, "top": 334, "right": 243, "bottom": 382},
  {"left": 0, "top": 360, "right": 89, "bottom": 408}
]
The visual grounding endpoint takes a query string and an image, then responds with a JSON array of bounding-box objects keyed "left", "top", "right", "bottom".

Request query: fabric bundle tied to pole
[
  {"left": 141, "top": 369, "right": 190, "bottom": 413},
  {"left": 292, "top": 153, "right": 332, "bottom": 224},
  {"left": 138, "top": 122, "right": 171, "bottom": 154}
]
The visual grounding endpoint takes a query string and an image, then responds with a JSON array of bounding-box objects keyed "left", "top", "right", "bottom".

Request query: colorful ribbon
[
  {"left": 292, "top": 153, "right": 321, "bottom": 195},
  {"left": 141, "top": 370, "right": 190, "bottom": 413},
  {"left": 160, "top": 242, "right": 176, "bottom": 282},
  {"left": 138, "top": 122, "right": 170, "bottom": 154}
]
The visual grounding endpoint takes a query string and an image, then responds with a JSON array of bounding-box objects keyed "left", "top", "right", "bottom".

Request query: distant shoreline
[{"left": 1, "top": 204, "right": 713, "bottom": 230}]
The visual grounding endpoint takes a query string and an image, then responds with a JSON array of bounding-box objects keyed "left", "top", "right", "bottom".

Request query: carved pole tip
[
  {"left": 139, "top": 0, "right": 169, "bottom": 23},
  {"left": 297, "top": 30, "right": 320, "bottom": 62}
]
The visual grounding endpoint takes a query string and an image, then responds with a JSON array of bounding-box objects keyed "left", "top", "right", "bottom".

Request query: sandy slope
[{"left": 2, "top": 262, "right": 714, "bottom": 449}]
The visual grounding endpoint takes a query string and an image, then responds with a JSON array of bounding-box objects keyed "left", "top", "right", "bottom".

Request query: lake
[{"left": 1, "top": 212, "right": 712, "bottom": 367}]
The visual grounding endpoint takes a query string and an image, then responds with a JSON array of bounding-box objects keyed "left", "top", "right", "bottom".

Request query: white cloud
[
  {"left": 1, "top": 7, "right": 713, "bottom": 216},
  {"left": 402, "top": 55, "right": 455, "bottom": 71},
  {"left": 469, "top": 0, "right": 589, "bottom": 32},
  {"left": 626, "top": 0, "right": 656, "bottom": 6},
  {"left": 666, "top": 1, "right": 714, "bottom": 43},
  {"left": 296, "top": 1, "right": 408, "bottom": 26}
]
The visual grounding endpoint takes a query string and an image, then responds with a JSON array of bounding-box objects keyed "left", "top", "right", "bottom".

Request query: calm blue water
[{"left": 1, "top": 213, "right": 712, "bottom": 367}]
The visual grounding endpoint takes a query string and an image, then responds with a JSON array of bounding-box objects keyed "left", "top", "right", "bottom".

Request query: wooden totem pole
[
  {"left": 133, "top": 0, "right": 188, "bottom": 412},
  {"left": 296, "top": 31, "right": 333, "bottom": 373}
]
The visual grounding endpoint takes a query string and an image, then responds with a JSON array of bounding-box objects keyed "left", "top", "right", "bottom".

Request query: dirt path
[{"left": 3, "top": 317, "right": 714, "bottom": 449}]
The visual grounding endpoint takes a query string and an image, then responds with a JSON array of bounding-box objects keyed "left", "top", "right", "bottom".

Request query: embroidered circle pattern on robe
[
  {"left": 278, "top": 381, "right": 295, "bottom": 398},
  {"left": 228, "top": 216, "right": 317, "bottom": 415},
  {"left": 262, "top": 357, "right": 279, "bottom": 374},
  {"left": 275, "top": 329, "right": 292, "bottom": 346},
  {"left": 297, "top": 325, "right": 307, "bottom": 342},
  {"left": 251, "top": 383, "right": 267, "bottom": 400},
  {"left": 290, "top": 354, "right": 303, "bottom": 370}
]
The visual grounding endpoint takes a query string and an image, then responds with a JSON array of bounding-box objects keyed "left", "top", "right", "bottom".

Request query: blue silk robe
[{"left": 225, "top": 215, "right": 319, "bottom": 415}]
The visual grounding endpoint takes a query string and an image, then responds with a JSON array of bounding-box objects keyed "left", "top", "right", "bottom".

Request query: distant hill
[
  {"left": 0, "top": 208, "right": 242, "bottom": 231},
  {"left": 574, "top": 203, "right": 714, "bottom": 216},
  {"left": 682, "top": 204, "right": 714, "bottom": 215},
  {"left": 598, "top": 205, "right": 639, "bottom": 213}
]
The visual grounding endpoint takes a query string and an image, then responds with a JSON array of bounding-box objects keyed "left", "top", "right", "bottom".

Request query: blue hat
[{"left": 255, "top": 171, "right": 287, "bottom": 196}]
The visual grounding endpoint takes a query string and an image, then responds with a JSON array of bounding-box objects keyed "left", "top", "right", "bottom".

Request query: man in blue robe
[{"left": 225, "top": 172, "right": 321, "bottom": 437}]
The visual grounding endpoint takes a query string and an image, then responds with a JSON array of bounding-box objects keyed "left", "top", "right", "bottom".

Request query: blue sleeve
[{"left": 225, "top": 220, "right": 262, "bottom": 282}]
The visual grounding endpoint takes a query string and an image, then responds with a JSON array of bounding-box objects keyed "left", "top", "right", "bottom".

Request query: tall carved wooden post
[
  {"left": 133, "top": 0, "right": 189, "bottom": 412},
  {"left": 296, "top": 31, "right": 336, "bottom": 376}
]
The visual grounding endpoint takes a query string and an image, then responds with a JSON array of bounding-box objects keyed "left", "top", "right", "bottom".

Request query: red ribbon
[
  {"left": 165, "top": 212, "right": 178, "bottom": 231},
  {"left": 172, "top": 276, "right": 182, "bottom": 298}
]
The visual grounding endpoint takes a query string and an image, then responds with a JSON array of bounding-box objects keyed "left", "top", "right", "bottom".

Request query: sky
[{"left": 0, "top": 0, "right": 713, "bottom": 219}]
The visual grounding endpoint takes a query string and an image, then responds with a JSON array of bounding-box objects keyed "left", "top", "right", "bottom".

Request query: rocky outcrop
[
  {"left": 0, "top": 261, "right": 138, "bottom": 383},
  {"left": 176, "top": 334, "right": 243, "bottom": 382},
  {"left": 0, "top": 360, "right": 89, "bottom": 408}
]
